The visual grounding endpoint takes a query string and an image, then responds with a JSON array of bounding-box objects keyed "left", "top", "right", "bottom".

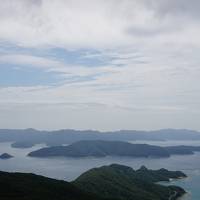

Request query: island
[
  {"left": 73, "top": 164, "right": 186, "bottom": 200},
  {"left": 0, "top": 164, "right": 186, "bottom": 200},
  {"left": 2, "top": 128, "right": 200, "bottom": 147},
  {"left": 28, "top": 140, "right": 170, "bottom": 157},
  {"left": 11, "top": 141, "right": 35, "bottom": 148},
  {"left": 28, "top": 140, "right": 200, "bottom": 158},
  {"left": 165, "top": 145, "right": 200, "bottom": 155},
  {"left": 0, "top": 153, "right": 13, "bottom": 159}
]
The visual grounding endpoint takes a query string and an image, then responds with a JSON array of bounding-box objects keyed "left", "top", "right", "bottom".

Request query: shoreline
[{"left": 177, "top": 192, "right": 191, "bottom": 200}]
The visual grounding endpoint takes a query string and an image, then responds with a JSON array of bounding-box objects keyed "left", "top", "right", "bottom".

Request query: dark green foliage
[
  {"left": 0, "top": 171, "right": 103, "bottom": 200},
  {"left": 73, "top": 164, "right": 186, "bottom": 200},
  {"left": 0, "top": 164, "right": 186, "bottom": 200},
  {"left": 135, "top": 166, "right": 186, "bottom": 182}
]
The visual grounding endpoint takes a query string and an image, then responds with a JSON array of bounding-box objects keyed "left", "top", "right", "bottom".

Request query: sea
[{"left": 0, "top": 140, "right": 200, "bottom": 199}]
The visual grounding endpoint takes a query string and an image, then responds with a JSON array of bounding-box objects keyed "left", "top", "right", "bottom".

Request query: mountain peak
[{"left": 139, "top": 165, "right": 148, "bottom": 171}]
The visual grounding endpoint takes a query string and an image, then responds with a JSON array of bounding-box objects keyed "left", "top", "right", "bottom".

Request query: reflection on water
[{"left": 0, "top": 141, "right": 200, "bottom": 200}]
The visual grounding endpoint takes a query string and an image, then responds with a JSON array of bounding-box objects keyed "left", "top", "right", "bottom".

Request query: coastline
[{"left": 177, "top": 192, "right": 191, "bottom": 200}]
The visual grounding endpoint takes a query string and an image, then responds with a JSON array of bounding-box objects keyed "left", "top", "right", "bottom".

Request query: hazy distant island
[
  {"left": 165, "top": 145, "right": 200, "bottom": 155},
  {"left": 0, "top": 153, "right": 13, "bottom": 159},
  {"left": 1, "top": 128, "right": 200, "bottom": 147},
  {"left": 11, "top": 141, "right": 35, "bottom": 148},
  {"left": 28, "top": 140, "right": 200, "bottom": 158},
  {"left": 28, "top": 140, "right": 170, "bottom": 158},
  {"left": 0, "top": 164, "right": 186, "bottom": 200}
]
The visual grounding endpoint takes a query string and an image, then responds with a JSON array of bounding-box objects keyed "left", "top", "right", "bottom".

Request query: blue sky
[
  {"left": 0, "top": 0, "right": 200, "bottom": 131},
  {"left": 0, "top": 47, "right": 108, "bottom": 86}
]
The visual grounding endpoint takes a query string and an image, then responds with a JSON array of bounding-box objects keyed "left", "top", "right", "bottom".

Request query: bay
[{"left": 0, "top": 140, "right": 200, "bottom": 199}]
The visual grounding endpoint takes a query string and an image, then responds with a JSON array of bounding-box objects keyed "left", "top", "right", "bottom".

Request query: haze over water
[
  {"left": 0, "top": 140, "right": 200, "bottom": 200},
  {"left": 1, "top": 1, "right": 200, "bottom": 199}
]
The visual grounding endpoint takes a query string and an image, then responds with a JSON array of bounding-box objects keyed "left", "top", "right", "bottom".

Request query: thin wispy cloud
[{"left": 0, "top": 0, "right": 200, "bottom": 130}]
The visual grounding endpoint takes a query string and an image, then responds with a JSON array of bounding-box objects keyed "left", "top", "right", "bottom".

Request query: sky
[{"left": 0, "top": 0, "right": 200, "bottom": 131}]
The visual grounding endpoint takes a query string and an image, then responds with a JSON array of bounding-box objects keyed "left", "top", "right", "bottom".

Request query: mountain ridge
[
  {"left": 0, "top": 164, "right": 186, "bottom": 200},
  {"left": 1, "top": 128, "right": 200, "bottom": 147},
  {"left": 73, "top": 164, "right": 186, "bottom": 200},
  {"left": 28, "top": 140, "right": 200, "bottom": 158}
]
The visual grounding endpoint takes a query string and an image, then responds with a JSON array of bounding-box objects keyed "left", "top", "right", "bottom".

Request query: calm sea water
[{"left": 0, "top": 140, "right": 200, "bottom": 200}]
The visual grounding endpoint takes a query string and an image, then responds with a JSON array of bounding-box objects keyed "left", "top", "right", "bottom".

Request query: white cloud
[
  {"left": 1, "top": 0, "right": 200, "bottom": 130},
  {"left": 0, "top": 0, "right": 200, "bottom": 49},
  {"left": 0, "top": 54, "right": 64, "bottom": 69}
]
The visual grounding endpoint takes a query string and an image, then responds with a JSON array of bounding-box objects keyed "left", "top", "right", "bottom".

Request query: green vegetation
[
  {"left": 135, "top": 165, "right": 186, "bottom": 182},
  {"left": 0, "top": 171, "right": 103, "bottom": 200},
  {"left": 0, "top": 164, "right": 186, "bottom": 200},
  {"left": 73, "top": 164, "right": 186, "bottom": 200}
]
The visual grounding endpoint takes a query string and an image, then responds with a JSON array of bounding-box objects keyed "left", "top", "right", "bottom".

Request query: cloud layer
[
  {"left": 0, "top": 0, "right": 200, "bottom": 130},
  {"left": 1, "top": 0, "right": 200, "bottom": 48}
]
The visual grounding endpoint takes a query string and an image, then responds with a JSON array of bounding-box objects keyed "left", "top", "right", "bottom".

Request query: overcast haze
[{"left": 0, "top": 0, "right": 200, "bottom": 131}]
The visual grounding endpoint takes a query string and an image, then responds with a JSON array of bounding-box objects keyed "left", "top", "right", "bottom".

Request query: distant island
[
  {"left": 28, "top": 140, "right": 200, "bottom": 158},
  {"left": 28, "top": 140, "right": 170, "bottom": 158},
  {"left": 1, "top": 128, "right": 200, "bottom": 147},
  {"left": 11, "top": 141, "right": 35, "bottom": 148},
  {"left": 0, "top": 153, "right": 13, "bottom": 159},
  {"left": 0, "top": 164, "right": 186, "bottom": 200},
  {"left": 165, "top": 145, "right": 200, "bottom": 155}
]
